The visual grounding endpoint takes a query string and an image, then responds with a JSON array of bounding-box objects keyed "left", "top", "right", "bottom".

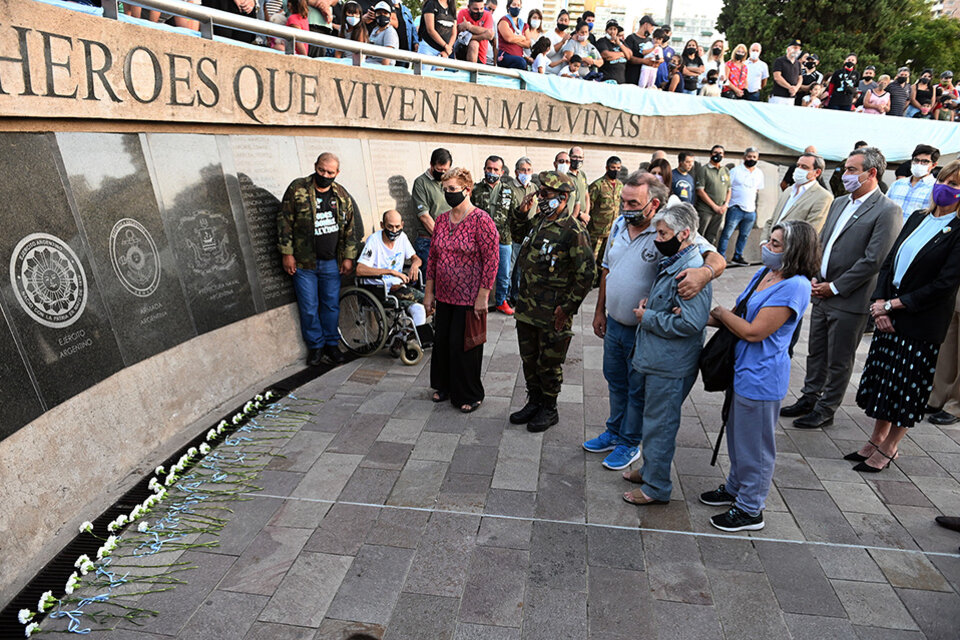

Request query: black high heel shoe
[
  {"left": 853, "top": 448, "right": 898, "bottom": 473},
  {"left": 843, "top": 440, "right": 879, "bottom": 462}
]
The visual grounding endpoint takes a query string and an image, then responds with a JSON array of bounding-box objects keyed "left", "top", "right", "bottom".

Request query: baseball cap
[
  {"left": 787, "top": 39, "right": 802, "bottom": 48},
  {"left": 639, "top": 15, "right": 657, "bottom": 26},
  {"left": 606, "top": 19, "right": 619, "bottom": 29},
  {"left": 374, "top": 1, "right": 391, "bottom": 11}
]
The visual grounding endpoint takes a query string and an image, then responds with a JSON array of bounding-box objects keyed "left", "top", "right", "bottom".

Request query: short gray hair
[
  {"left": 800, "top": 153, "right": 826, "bottom": 172},
  {"left": 515, "top": 156, "right": 532, "bottom": 172},
  {"left": 654, "top": 203, "right": 698, "bottom": 236},
  {"left": 744, "top": 147, "right": 759, "bottom": 155},
  {"left": 849, "top": 146, "right": 887, "bottom": 175},
  {"left": 624, "top": 170, "right": 669, "bottom": 211}
]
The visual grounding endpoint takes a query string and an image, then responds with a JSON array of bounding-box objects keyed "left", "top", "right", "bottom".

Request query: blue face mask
[
  {"left": 485, "top": 172, "right": 500, "bottom": 184},
  {"left": 761, "top": 244, "right": 784, "bottom": 271},
  {"left": 586, "top": 21, "right": 594, "bottom": 31},
  {"left": 517, "top": 173, "right": 531, "bottom": 186},
  {"left": 508, "top": 6, "right": 520, "bottom": 17}
]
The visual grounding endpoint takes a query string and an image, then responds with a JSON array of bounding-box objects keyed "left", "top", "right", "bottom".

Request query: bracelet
[{"left": 703, "top": 263, "right": 716, "bottom": 279}]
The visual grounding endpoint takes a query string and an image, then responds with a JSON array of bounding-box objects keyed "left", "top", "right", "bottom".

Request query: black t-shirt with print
[
  {"left": 314, "top": 189, "right": 340, "bottom": 261},
  {"left": 828, "top": 67, "right": 860, "bottom": 108},
  {"left": 623, "top": 34, "right": 650, "bottom": 85},
  {"left": 418, "top": 0, "right": 457, "bottom": 52},
  {"left": 595, "top": 36, "right": 626, "bottom": 84}
]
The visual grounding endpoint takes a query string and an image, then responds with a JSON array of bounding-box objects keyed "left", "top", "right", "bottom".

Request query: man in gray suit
[
  {"left": 761, "top": 152, "right": 833, "bottom": 242},
  {"left": 782, "top": 147, "right": 902, "bottom": 429}
]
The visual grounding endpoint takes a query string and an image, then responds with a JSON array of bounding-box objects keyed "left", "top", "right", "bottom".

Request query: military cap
[{"left": 538, "top": 171, "right": 576, "bottom": 193}]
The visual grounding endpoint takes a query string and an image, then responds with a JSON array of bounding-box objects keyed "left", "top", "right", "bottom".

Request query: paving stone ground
[{"left": 79, "top": 267, "right": 960, "bottom": 639}]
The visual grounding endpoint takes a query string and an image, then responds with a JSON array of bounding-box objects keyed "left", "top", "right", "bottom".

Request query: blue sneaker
[
  {"left": 582, "top": 430, "right": 619, "bottom": 453},
  {"left": 602, "top": 444, "right": 642, "bottom": 470}
]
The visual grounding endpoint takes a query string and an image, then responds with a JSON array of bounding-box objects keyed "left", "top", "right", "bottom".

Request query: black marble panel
[
  {"left": 0, "top": 133, "right": 124, "bottom": 408},
  {"left": 226, "top": 135, "right": 297, "bottom": 311},
  {"left": 56, "top": 132, "right": 197, "bottom": 365},
  {"left": 0, "top": 303, "right": 43, "bottom": 438},
  {"left": 145, "top": 134, "right": 256, "bottom": 333}
]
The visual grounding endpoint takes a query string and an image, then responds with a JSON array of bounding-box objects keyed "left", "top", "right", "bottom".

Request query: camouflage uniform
[
  {"left": 514, "top": 172, "right": 597, "bottom": 405},
  {"left": 472, "top": 179, "right": 497, "bottom": 214},
  {"left": 587, "top": 176, "right": 623, "bottom": 260},
  {"left": 277, "top": 175, "right": 360, "bottom": 268},
  {"left": 502, "top": 179, "right": 538, "bottom": 247}
]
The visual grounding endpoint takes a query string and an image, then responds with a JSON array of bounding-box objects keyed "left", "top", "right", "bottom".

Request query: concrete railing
[{"left": 105, "top": 0, "right": 527, "bottom": 85}]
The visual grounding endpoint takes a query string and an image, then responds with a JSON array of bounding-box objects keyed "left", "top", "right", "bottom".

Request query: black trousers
[{"left": 431, "top": 301, "right": 484, "bottom": 406}]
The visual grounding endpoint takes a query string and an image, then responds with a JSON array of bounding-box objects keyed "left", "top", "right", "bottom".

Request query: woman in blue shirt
[
  {"left": 699, "top": 220, "right": 820, "bottom": 532},
  {"left": 848, "top": 160, "right": 960, "bottom": 472}
]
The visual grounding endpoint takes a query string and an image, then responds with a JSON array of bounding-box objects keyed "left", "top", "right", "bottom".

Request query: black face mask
[
  {"left": 863, "top": 75, "right": 874, "bottom": 82},
  {"left": 384, "top": 229, "right": 402, "bottom": 241},
  {"left": 470, "top": 10, "right": 483, "bottom": 20},
  {"left": 684, "top": 46, "right": 696, "bottom": 56},
  {"left": 431, "top": 169, "right": 445, "bottom": 181},
  {"left": 734, "top": 53, "right": 745, "bottom": 61},
  {"left": 315, "top": 173, "right": 335, "bottom": 189},
  {"left": 376, "top": 14, "right": 390, "bottom": 26},
  {"left": 711, "top": 153, "right": 723, "bottom": 164},
  {"left": 622, "top": 201, "right": 652, "bottom": 226},
  {"left": 557, "top": 23, "right": 569, "bottom": 31},
  {"left": 606, "top": 169, "right": 619, "bottom": 180},
  {"left": 895, "top": 76, "right": 907, "bottom": 85},
  {"left": 844, "top": 62, "right": 855, "bottom": 70},
  {"left": 444, "top": 190, "right": 467, "bottom": 208},
  {"left": 707, "top": 77, "right": 718, "bottom": 84},
  {"left": 744, "top": 159, "right": 758, "bottom": 168},
  {"left": 804, "top": 61, "right": 816, "bottom": 69},
  {"left": 654, "top": 234, "right": 681, "bottom": 257},
  {"left": 711, "top": 47, "right": 721, "bottom": 56},
  {"left": 570, "top": 159, "right": 582, "bottom": 170}
]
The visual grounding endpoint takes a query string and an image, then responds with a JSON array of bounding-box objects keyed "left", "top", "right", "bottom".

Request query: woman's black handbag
[{"left": 698, "top": 269, "right": 767, "bottom": 392}]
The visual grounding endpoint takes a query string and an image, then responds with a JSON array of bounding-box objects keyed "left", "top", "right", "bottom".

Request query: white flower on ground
[
  {"left": 187, "top": 447, "right": 198, "bottom": 458},
  {"left": 78, "top": 521, "right": 93, "bottom": 534},
  {"left": 137, "top": 521, "right": 149, "bottom": 533},
  {"left": 165, "top": 473, "right": 177, "bottom": 486},
  {"left": 206, "top": 429, "right": 217, "bottom": 441},
  {"left": 232, "top": 414, "right": 243, "bottom": 425},
  {"left": 107, "top": 520, "right": 118, "bottom": 533},
  {"left": 37, "top": 591, "right": 54, "bottom": 612},
  {"left": 265, "top": 390, "right": 276, "bottom": 399},
  {"left": 255, "top": 394, "right": 264, "bottom": 402},
  {"left": 78, "top": 558, "right": 95, "bottom": 576},
  {"left": 129, "top": 506, "right": 142, "bottom": 521},
  {"left": 18, "top": 609, "right": 33, "bottom": 624},
  {"left": 24, "top": 622, "right": 39, "bottom": 637},
  {"left": 243, "top": 401, "right": 255, "bottom": 414},
  {"left": 74, "top": 554, "right": 91, "bottom": 569},
  {"left": 64, "top": 572, "right": 80, "bottom": 595},
  {"left": 155, "top": 465, "right": 165, "bottom": 475},
  {"left": 199, "top": 443, "right": 211, "bottom": 455},
  {"left": 148, "top": 477, "right": 160, "bottom": 492}
]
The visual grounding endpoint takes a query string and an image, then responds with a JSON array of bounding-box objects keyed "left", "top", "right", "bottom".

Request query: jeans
[
  {"left": 511, "top": 242, "right": 522, "bottom": 270},
  {"left": 603, "top": 316, "right": 644, "bottom": 446},
  {"left": 496, "top": 243, "right": 512, "bottom": 305},
  {"left": 636, "top": 372, "right": 698, "bottom": 501},
  {"left": 716, "top": 204, "right": 756, "bottom": 260},
  {"left": 292, "top": 259, "right": 341, "bottom": 349},
  {"left": 744, "top": 91, "right": 760, "bottom": 101},
  {"left": 414, "top": 236, "right": 431, "bottom": 278},
  {"left": 497, "top": 52, "right": 527, "bottom": 69}
]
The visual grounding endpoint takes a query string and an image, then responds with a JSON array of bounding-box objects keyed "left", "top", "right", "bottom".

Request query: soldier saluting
[{"left": 510, "top": 171, "right": 597, "bottom": 432}]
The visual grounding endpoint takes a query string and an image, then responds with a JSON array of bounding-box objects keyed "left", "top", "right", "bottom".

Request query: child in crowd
[
  {"left": 268, "top": 12, "right": 288, "bottom": 52},
  {"left": 560, "top": 55, "right": 583, "bottom": 79},
  {"left": 700, "top": 69, "right": 721, "bottom": 97},
  {"left": 284, "top": 0, "right": 310, "bottom": 56},
  {"left": 531, "top": 37, "right": 551, "bottom": 74},
  {"left": 912, "top": 102, "right": 933, "bottom": 118},
  {"left": 638, "top": 30, "right": 664, "bottom": 88},
  {"left": 802, "top": 83, "right": 823, "bottom": 108}
]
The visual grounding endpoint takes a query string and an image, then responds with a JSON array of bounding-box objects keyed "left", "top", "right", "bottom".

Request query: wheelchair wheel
[
  {"left": 400, "top": 340, "right": 423, "bottom": 366},
  {"left": 338, "top": 287, "right": 387, "bottom": 356}
]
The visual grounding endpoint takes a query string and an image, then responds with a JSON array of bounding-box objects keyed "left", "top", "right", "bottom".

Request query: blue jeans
[
  {"left": 497, "top": 52, "right": 527, "bottom": 69},
  {"left": 495, "top": 244, "right": 512, "bottom": 306},
  {"left": 744, "top": 91, "right": 760, "bottom": 101},
  {"left": 716, "top": 204, "right": 756, "bottom": 260},
  {"left": 414, "top": 236, "right": 431, "bottom": 277},
  {"left": 603, "top": 316, "right": 644, "bottom": 446},
  {"left": 292, "top": 260, "right": 341, "bottom": 349},
  {"left": 725, "top": 391, "right": 779, "bottom": 515},
  {"left": 636, "top": 372, "right": 698, "bottom": 502}
]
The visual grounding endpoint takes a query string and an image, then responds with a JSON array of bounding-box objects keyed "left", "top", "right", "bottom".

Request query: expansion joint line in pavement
[{"left": 243, "top": 492, "right": 960, "bottom": 559}]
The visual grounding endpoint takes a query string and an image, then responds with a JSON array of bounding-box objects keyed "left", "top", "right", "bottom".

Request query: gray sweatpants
[{"left": 724, "top": 391, "right": 780, "bottom": 516}]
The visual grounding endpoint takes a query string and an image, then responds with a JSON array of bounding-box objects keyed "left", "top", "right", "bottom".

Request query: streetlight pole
[{"left": 665, "top": 0, "right": 674, "bottom": 24}]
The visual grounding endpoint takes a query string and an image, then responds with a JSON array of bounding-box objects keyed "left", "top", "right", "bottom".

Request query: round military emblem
[
  {"left": 9, "top": 233, "right": 88, "bottom": 328},
  {"left": 110, "top": 218, "right": 160, "bottom": 297}
]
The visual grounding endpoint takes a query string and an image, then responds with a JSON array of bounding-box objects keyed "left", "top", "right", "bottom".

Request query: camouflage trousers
[
  {"left": 591, "top": 234, "right": 609, "bottom": 261},
  {"left": 516, "top": 320, "right": 573, "bottom": 403}
]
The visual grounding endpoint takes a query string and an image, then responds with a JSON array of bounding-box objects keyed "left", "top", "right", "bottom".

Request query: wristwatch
[{"left": 883, "top": 301, "right": 893, "bottom": 313}]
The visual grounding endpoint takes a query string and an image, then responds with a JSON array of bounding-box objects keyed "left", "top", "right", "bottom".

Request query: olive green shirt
[
  {"left": 694, "top": 164, "right": 731, "bottom": 216},
  {"left": 587, "top": 177, "right": 623, "bottom": 240},
  {"left": 571, "top": 170, "right": 589, "bottom": 212},
  {"left": 412, "top": 170, "right": 446, "bottom": 237}
]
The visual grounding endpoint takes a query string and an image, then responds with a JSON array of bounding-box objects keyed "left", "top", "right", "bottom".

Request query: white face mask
[
  {"left": 346, "top": 15, "right": 360, "bottom": 26},
  {"left": 556, "top": 162, "right": 570, "bottom": 174},
  {"left": 911, "top": 163, "right": 929, "bottom": 178},
  {"left": 793, "top": 166, "right": 812, "bottom": 185},
  {"left": 530, "top": 18, "right": 541, "bottom": 29},
  {"left": 749, "top": 50, "right": 759, "bottom": 60}
]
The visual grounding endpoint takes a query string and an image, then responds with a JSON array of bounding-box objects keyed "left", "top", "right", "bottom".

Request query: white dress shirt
[
  {"left": 821, "top": 187, "right": 878, "bottom": 293},
  {"left": 778, "top": 180, "right": 813, "bottom": 224}
]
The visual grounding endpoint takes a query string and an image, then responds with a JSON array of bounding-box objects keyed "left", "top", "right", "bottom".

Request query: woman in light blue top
[{"left": 699, "top": 220, "right": 821, "bottom": 532}]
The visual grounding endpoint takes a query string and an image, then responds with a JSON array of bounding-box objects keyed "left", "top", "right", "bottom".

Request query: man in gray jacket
[{"left": 782, "top": 147, "right": 902, "bottom": 429}]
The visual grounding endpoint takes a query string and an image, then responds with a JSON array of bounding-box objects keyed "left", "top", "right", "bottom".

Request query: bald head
[
  {"left": 651, "top": 150, "right": 667, "bottom": 162},
  {"left": 804, "top": 145, "right": 817, "bottom": 154},
  {"left": 382, "top": 209, "right": 402, "bottom": 225}
]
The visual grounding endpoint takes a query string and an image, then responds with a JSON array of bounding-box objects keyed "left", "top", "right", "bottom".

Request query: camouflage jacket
[
  {"left": 472, "top": 179, "right": 497, "bottom": 214},
  {"left": 587, "top": 177, "right": 623, "bottom": 240},
  {"left": 488, "top": 177, "right": 535, "bottom": 246},
  {"left": 278, "top": 175, "right": 360, "bottom": 270},
  {"left": 514, "top": 207, "right": 596, "bottom": 334}
]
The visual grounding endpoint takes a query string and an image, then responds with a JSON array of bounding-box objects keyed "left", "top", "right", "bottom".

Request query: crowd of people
[{"left": 279, "top": 139, "right": 960, "bottom": 536}]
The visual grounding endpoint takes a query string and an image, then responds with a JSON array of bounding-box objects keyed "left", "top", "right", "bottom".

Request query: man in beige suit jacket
[{"left": 761, "top": 152, "right": 833, "bottom": 242}]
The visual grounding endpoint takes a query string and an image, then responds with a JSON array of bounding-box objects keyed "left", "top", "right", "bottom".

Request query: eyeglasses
[
  {"left": 442, "top": 186, "right": 465, "bottom": 193},
  {"left": 913, "top": 159, "right": 932, "bottom": 165}
]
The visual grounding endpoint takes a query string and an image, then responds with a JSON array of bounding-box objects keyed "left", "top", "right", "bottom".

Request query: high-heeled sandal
[
  {"left": 852, "top": 448, "right": 898, "bottom": 473},
  {"left": 843, "top": 440, "right": 879, "bottom": 462}
]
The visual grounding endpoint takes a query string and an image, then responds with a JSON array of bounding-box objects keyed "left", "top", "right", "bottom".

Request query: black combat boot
[
  {"left": 510, "top": 394, "right": 541, "bottom": 424},
  {"left": 527, "top": 398, "right": 559, "bottom": 433}
]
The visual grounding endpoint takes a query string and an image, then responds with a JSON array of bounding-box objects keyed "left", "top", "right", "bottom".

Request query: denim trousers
[
  {"left": 497, "top": 52, "right": 527, "bottom": 69},
  {"left": 716, "top": 204, "right": 756, "bottom": 259},
  {"left": 725, "top": 391, "right": 780, "bottom": 515},
  {"left": 636, "top": 372, "right": 698, "bottom": 502},
  {"left": 744, "top": 91, "right": 760, "bottom": 101},
  {"left": 414, "top": 236, "right": 431, "bottom": 276},
  {"left": 292, "top": 259, "right": 341, "bottom": 349},
  {"left": 496, "top": 243, "right": 512, "bottom": 305},
  {"left": 603, "top": 316, "right": 644, "bottom": 446}
]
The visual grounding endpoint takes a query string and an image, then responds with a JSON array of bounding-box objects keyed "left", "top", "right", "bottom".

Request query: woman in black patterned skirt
[{"left": 848, "top": 160, "right": 960, "bottom": 472}]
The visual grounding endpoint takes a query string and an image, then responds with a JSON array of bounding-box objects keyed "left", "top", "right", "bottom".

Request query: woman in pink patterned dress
[{"left": 423, "top": 168, "right": 500, "bottom": 412}]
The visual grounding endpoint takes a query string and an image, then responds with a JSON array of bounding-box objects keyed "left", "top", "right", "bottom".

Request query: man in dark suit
[{"left": 782, "top": 147, "right": 902, "bottom": 429}]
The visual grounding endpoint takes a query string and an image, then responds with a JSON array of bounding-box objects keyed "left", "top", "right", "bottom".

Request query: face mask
[
  {"left": 485, "top": 171, "right": 500, "bottom": 184},
  {"left": 761, "top": 243, "right": 784, "bottom": 271},
  {"left": 921, "top": 77, "right": 931, "bottom": 84},
  {"left": 911, "top": 163, "right": 929, "bottom": 178},
  {"left": 538, "top": 195, "right": 562, "bottom": 216},
  {"left": 431, "top": 169, "right": 445, "bottom": 181},
  {"left": 654, "top": 234, "right": 682, "bottom": 257},
  {"left": 570, "top": 159, "right": 582, "bottom": 170},
  {"left": 711, "top": 47, "right": 721, "bottom": 56},
  {"left": 517, "top": 173, "right": 531, "bottom": 186},
  {"left": 844, "top": 62, "right": 855, "bottom": 70},
  {"left": 793, "top": 166, "right": 811, "bottom": 185},
  {"left": 557, "top": 22, "right": 568, "bottom": 31},
  {"left": 707, "top": 77, "right": 718, "bottom": 84},
  {"left": 932, "top": 182, "right": 960, "bottom": 207},
  {"left": 576, "top": 34, "right": 587, "bottom": 42},
  {"left": 734, "top": 52, "right": 745, "bottom": 61},
  {"left": 556, "top": 162, "right": 570, "bottom": 174},
  {"left": 376, "top": 14, "right": 390, "bottom": 26},
  {"left": 606, "top": 169, "right": 619, "bottom": 180},
  {"left": 444, "top": 190, "right": 467, "bottom": 208},
  {"left": 470, "top": 9, "right": 483, "bottom": 20},
  {"left": 749, "top": 50, "right": 759, "bottom": 60},
  {"left": 384, "top": 229, "right": 402, "bottom": 241},
  {"left": 346, "top": 15, "right": 360, "bottom": 26},
  {"left": 586, "top": 22, "right": 594, "bottom": 31},
  {"left": 711, "top": 153, "right": 723, "bottom": 164},
  {"left": 684, "top": 47, "right": 696, "bottom": 56},
  {"left": 530, "top": 18, "right": 541, "bottom": 29},
  {"left": 315, "top": 173, "right": 335, "bottom": 189},
  {"left": 842, "top": 172, "right": 864, "bottom": 193},
  {"left": 895, "top": 76, "right": 907, "bottom": 85},
  {"left": 863, "top": 75, "right": 874, "bottom": 82},
  {"left": 804, "top": 61, "right": 816, "bottom": 69},
  {"left": 621, "top": 202, "right": 652, "bottom": 226},
  {"left": 508, "top": 6, "right": 520, "bottom": 17},
  {"left": 744, "top": 159, "right": 757, "bottom": 168}
]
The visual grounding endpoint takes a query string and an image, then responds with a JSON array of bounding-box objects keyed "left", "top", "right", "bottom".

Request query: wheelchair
[{"left": 338, "top": 278, "right": 428, "bottom": 366}]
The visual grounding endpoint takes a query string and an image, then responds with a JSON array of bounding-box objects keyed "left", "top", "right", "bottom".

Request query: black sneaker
[
  {"left": 699, "top": 484, "right": 736, "bottom": 506},
  {"left": 710, "top": 506, "right": 764, "bottom": 532},
  {"left": 731, "top": 256, "right": 748, "bottom": 266},
  {"left": 307, "top": 348, "right": 324, "bottom": 367}
]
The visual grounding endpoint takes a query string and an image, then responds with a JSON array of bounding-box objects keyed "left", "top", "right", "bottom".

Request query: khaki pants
[{"left": 930, "top": 311, "right": 960, "bottom": 417}]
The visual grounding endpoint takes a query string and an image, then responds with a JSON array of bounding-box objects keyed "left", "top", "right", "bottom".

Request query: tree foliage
[
  {"left": 402, "top": 0, "right": 422, "bottom": 18},
  {"left": 716, "top": 0, "right": 960, "bottom": 77}
]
